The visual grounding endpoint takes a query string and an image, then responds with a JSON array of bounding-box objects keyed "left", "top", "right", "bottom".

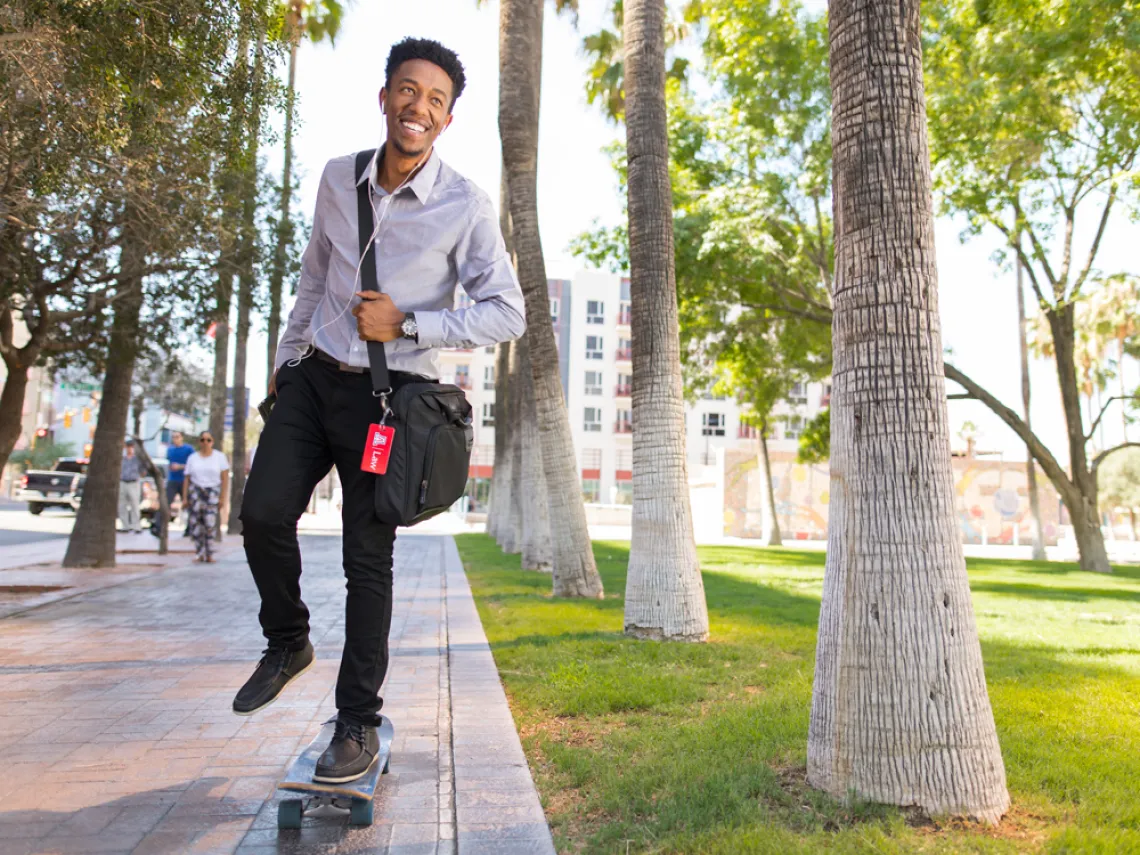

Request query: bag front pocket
[{"left": 418, "top": 424, "right": 471, "bottom": 514}]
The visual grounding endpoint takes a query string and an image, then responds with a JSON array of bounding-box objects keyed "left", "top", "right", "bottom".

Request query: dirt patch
[
  {"left": 0, "top": 585, "right": 72, "bottom": 594},
  {"left": 906, "top": 804, "right": 1060, "bottom": 845}
]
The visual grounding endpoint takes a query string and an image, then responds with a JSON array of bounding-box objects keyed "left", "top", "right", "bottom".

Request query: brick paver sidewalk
[{"left": 0, "top": 533, "right": 554, "bottom": 855}]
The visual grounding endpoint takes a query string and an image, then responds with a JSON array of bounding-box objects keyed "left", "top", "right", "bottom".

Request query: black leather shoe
[
  {"left": 232, "top": 641, "right": 314, "bottom": 716},
  {"left": 313, "top": 719, "right": 380, "bottom": 783}
]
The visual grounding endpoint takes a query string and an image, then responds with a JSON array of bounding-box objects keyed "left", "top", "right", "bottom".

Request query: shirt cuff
[{"left": 414, "top": 310, "right": 445, "bottom": 348}]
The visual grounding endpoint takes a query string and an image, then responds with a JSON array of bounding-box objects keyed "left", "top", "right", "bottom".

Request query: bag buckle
[{"left": 374, "top": 386, "right": 393, "bottom": 424}]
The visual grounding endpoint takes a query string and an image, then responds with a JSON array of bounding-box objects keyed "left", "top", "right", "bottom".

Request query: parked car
[
  {"left": 17, "top": 458, "right": 86, "bottom": 514},
  {"left": 18, "top": 456, "right": 170, "bottom": 521}
]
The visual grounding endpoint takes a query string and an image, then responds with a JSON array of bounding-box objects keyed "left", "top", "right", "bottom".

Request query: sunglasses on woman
[{"left": 199, "top": 437, "right": 213, "bottom": 444}]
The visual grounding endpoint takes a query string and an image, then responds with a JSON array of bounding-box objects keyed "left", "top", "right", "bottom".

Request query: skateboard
[{"left": 276, "top": 716, "right": 394, "bottom": 828}]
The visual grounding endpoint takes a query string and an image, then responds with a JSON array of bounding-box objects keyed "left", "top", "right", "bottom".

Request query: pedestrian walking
[
  {"left": 233, "top": 38, "right": 525, "bottom": 785},
  {"left": 183, "top": 432, "right": 230, "bottom": 563},
  {"left": 165, "top": 431, "right": 194, "bottom": 536},
  {"left": 118, "top": 441, "right": 144, "bottom": 533}
]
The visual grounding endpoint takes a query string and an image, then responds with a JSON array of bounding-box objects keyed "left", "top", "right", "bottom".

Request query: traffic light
[
  {"left": 63, "top": 411, "right": 73, "bottom": 428},
  {"left": 82, "top": 407, "right": 91, "bottom": 423}
]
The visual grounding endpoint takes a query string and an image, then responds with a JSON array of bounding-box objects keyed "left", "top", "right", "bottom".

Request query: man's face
[
  {"left": 172, "top": 432, "right": 183, "bottom": 446},
  {"left": 125, "top": 445, "right": 134, "bottom": 456},
  {"left": 380, "top": 59, "right": 455, "bottom": 160}
]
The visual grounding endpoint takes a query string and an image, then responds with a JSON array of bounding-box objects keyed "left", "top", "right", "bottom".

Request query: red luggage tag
[{"left": 361, "top": 424, "right": 396, "bottom": 474}]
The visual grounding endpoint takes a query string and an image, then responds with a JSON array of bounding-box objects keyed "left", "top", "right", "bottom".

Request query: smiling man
[{"left": 234, "top": 38, "right": 525, "bottom": 784}]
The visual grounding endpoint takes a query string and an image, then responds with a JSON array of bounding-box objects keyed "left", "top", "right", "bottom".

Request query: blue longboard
[{"left": 276, "top": 716, "right": 394, "bottom": 828}]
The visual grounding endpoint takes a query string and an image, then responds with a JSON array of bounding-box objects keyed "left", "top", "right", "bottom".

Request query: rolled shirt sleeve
[
  {"left": 414, "top": 190, "right": 527, "bottom": 349},
  {"left": 274, "top": 163, "right": 335, "bottom": 373}
]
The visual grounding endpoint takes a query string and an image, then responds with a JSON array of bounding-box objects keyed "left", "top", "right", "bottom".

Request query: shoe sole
[
  {"left": 232, "top": 656, "right": 314, "bottom": 717},
  {"left": 311, "top": 753, "right": 379, "bottom": 784}
]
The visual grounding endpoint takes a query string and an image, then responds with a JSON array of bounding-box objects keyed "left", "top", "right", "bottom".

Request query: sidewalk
[{"left": 0, "top": 532, "right": 554, "bottom": 855}]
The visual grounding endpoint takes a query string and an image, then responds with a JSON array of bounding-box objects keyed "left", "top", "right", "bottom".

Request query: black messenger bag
[{"left": 354, "top": 149, "right": 474, "bottom": 527}]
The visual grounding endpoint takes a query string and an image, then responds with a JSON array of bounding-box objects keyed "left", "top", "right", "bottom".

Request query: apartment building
[{"left": 447, "top": 270, "right": 830, "bottom": 510}]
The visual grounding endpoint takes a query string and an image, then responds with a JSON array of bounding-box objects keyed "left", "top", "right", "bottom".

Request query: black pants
[{"left": 240, "top": 354, "right": 420, "bottom": 726}]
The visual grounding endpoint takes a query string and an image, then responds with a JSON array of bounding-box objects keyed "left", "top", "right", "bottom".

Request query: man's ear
[
  {"left": 379, "top": 88, "right": 387, "bottom": 114},
  {"left": 440, "top": 113, "right": 454, "bottom": 134}
]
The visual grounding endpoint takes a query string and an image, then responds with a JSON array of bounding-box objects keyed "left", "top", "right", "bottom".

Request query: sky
[{"left": 234, "top": 0, "right": 1139, "bottom": 467}]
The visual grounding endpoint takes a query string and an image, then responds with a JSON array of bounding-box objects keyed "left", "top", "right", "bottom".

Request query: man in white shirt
[{"left": 233, "top": 38, "right": 526, "bottom": 784}]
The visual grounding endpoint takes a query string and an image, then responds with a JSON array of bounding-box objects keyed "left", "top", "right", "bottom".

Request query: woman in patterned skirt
[{"left": 182, "top": 432, "right": 231, "bottom": 563}]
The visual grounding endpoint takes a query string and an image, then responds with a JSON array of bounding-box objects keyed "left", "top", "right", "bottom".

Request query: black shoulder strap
[{"left": 354, "top": 149, "right": 390, "bottom": 394}]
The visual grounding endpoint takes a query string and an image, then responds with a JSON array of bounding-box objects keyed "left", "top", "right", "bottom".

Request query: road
[{"left": 0, "top": 498, "right": 75, "bottom": 546}]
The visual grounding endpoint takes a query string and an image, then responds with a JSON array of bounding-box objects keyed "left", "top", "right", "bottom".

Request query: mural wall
[{"left": 724, "top": 449, "right": 1064, "bottom": 545}]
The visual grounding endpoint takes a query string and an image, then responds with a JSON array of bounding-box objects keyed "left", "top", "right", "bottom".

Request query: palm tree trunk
[
  {"left": 757, "top": 422, "right": 781, "bottom": 546},
  {"left": 621, "top": 0, "right": 707, "bottom": 640},
  {"left": 64, "top": 215, "right": 146, "bottom": 568},
  {"left": 517, "top": 333, "right": 552, "bottom": 572},
  {"left": 267, "top": 36, "right": 298, "bottom": 381},
  {"left": 499, "top": 0, "right": 602, "bottom": 597},
  {"left": 808, "top": 0, "right": 1009, "bottom": 822},
  {"left": 228, "top": 35, "right": 266, "bottom": 536},
  {"left": 498, "top": 340, "right": 523, "bottom": 554},
  {"left": 487, "top": 340, "right": 513, "bottom": 542},
  {"left": 1016, "top": 245, "right": 1047, "bottom": 560},
  {"left": 487, "top": 172, "right": 516, "bottom": 543}
]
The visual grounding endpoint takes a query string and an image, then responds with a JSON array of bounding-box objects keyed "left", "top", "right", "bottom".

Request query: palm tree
[
  {"left": 1015, "top": 238, "right": 1047, "bottom": 560},
  {"left": 228, "top": 33, "right": 268, "bottom": 535},
  {"left": 266, "top": 0, "right": 345, "bottom": 380},
  {"left": 808, "top": 0, "right": 1008, "bottom": 822},
  {"left": 498, "top": 0, "right": 604, "bottom": 598},
  {"left": 620, "top": 0, "right": 708, "bottom": 641}
]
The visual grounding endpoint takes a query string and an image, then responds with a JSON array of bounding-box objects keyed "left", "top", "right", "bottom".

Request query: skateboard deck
[{"left": 276, "top": 715, "right": 394, "bottom": 828}]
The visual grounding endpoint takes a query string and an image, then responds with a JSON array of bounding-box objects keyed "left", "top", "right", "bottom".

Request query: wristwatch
[{"left": 400, "top": 312, "right": 418, "bottom": 343}]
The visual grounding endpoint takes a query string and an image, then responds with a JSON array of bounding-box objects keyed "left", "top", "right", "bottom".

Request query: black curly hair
[{"left": 385, "top": 37, "right": 467, "bottom": 112}]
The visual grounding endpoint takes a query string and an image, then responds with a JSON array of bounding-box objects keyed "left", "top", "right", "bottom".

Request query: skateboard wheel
[
  {"left": 350, "top": 799, "right": 374, "bottom": 826},
  {"left": 278, "top": 799, "right": 303, "bottom": 829},
  {"left": 382, "top": 757, "right": 390, "bottom": 775}
]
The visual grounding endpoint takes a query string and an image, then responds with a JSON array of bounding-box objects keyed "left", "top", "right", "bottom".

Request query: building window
[
  {"left": 550, "top": 298, "right": 560, "bottom": 322},
  {"left": 616, "top": 337, "right": 632, "bottom": 361},
  {"left": 616, "top": 449, "right": 633, "bottom": 470},
  {"left": 615, "top": 482, "right": 633, "bottom": 505},
  {"left": 455, "top": 364, "right": 472, "bottom": 390},
  {"left": 482, "top": 403, "right": 495, "bottom": 427},
  {"left": 584, "top": 371, "right": 603, "bottom": 396},
  {"left": 580, "top": 448, "right": 602, "bottom": 469},
  {"left": 789, "top": 381, "right": 808, "bottom": 404},
  {"left": 618, "top": 300, "right": 631, "bottom": 326},
  {"left": 484, "top": 345, "right": 496, "bottom": 354},
  {"left": 584, "top": 407, "right": 602, "bottom": 432},
  {"left": 702, "top": 412, "right": 726, "bottom": 437},
  {"left": 582, "top": 478, "right": 601, "bottom": 503},
  {"left": 785, "top": 415, "right": 806, "bottom": 440},
  {"left": 586, "top": 300, "right": 605, "bottom": 324},
  {"left": 820, "top": 382, "right": 832, "bottom": 407},
  {"left": 738, "top": 422, "right": 760, "bottom": 439},
  {"left": 586, "top": 336, "right": 604, "bottom": 360},
  {"left": 484, "top": 366, "right": 495, "bottom": 390},
  {"left": 615, "top": 409, "right": 632, "bottom": 434},
  {"left": 615, "top": 374, "right": 632, "bottom": 397}
]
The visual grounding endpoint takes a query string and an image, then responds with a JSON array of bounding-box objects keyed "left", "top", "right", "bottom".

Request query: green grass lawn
[{"left": 454, "top": 535, "right": 1140, "bottom": 855}]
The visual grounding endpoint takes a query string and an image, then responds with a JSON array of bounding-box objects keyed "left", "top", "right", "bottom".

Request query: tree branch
[
  {"left": 944, "top": 362, "right": 1079, "bottom": 506},
  {"left": 1085, "top": 394, "right": 1140, "bottom": 443},
  {"left": 1070, "top": 185, "right": 1117, "bottom": 298},
  {"left": 1091, "top": 442, "right": 1140, "bottom": 483}
]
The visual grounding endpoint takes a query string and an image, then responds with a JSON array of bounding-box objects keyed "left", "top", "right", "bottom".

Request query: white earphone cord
[{"left": 287, "top": 145, "right": 430, "bottom": 369}]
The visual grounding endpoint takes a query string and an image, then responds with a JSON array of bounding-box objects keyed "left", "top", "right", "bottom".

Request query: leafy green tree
[
  {"left": 576, "top": 0, "right": 833, "bottom": 545},
  {"left": 10, "top": 442, "right": 77, "bottom": 472},
  {"left": 925, "top": 0, "right": 1140, "bottom": 573},
  {"left": 63, "top": 1, "right": 285, "bottom": 568}
]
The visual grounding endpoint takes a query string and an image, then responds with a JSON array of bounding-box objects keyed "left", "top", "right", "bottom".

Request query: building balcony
[
  {"left": 615, "top": 348, "right": 633, "bottom": 362},
  {"left": 617, "top": 310, "right": 632, "bottom": 326},
  {"left": 614, "top": 421, "right": 633, "bottom": 434},
  {"left": 820, "top": 392, "right": 831, "bottom": 407},
  {"left": 738, "top": 425, "right": 760, "bottom": 439},
  {"left": 614, "top": 384, "right": 632, "bottom": 398},
  {"left": 455, "top": 377, "right": 473, "bottom": 391}
]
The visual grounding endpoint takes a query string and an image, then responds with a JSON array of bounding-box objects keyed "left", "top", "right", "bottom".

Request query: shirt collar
[{"left": 356, "top": 143, "right": 441, "bottom": 205}]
